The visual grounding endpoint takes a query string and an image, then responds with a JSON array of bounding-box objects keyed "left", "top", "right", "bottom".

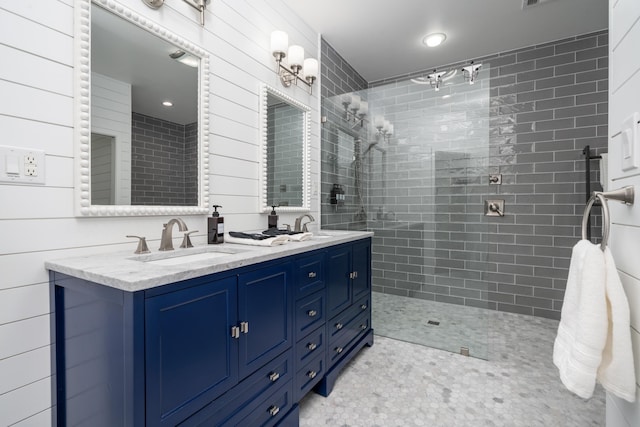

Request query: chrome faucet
[
  {"left": 159, "top": 218, "right": 188, "bottom": 251},
  {"left": 294, "top": 214, "right": 315, "bottom": 232}
]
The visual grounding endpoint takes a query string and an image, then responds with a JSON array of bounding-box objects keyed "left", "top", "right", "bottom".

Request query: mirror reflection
[
  {"left": 260, "top": 86, "right": 311, "bottom": 212},
  {"left": 90, "top": 4, "right": 199, "bottom": 206}
]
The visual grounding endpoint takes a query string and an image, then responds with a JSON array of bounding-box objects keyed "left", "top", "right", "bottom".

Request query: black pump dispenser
[
  {"left": 208, "top": 205, "right": 224, "bottom": 244},
  {"left": 268, "top": 205, "right": 279, "bottom": 229}
]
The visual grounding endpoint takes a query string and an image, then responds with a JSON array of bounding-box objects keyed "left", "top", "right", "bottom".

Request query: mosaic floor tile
[{"left": 299, "top": 293, "right": 605, "bottom": 426}]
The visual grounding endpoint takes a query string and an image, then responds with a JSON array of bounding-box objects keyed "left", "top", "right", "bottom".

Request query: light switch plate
[
  {"left": 0, "top": 145, "right": 46, "bottom": 185},
  {"left": 621, "top": 112, "right": 639, "bottom": 172}
]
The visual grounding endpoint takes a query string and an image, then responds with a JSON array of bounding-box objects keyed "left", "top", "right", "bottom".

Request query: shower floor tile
[
  {"left": 372, "top": 292, "right": 490, "bottom": 359},
  {"left": 298, "top": 293, "right": 605, "bottom": 426}
]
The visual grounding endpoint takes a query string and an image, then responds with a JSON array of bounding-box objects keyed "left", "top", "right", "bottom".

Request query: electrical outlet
[{"left": 0, "top": 145, "right": 45, "bottom": 184}]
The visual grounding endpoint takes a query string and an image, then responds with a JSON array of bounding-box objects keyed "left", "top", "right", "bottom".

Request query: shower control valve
[{"left": 485, "top": 199, "right": 505, "bottom": 217}]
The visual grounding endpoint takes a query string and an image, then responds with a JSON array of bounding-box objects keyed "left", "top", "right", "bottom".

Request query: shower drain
[{"left": 427, "top": 320, "right": 440, "bottom": 326}]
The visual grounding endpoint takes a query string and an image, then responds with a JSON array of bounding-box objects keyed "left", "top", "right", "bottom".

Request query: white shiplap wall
[
  {"left": 0, "top": 0, "right": 320, "bottom": 424},
  {"left": 606, "top": 0, "right": 640, "bottom": 425}
]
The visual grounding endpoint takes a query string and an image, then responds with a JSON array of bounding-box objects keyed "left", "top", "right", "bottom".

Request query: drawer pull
[
  {"left": 335, "top": 322, "right": 343, "bottom": 330},
  {"left": 360, "top": 324, "right": 367, "bottom": 330},
  {"left": 349, "top": 271, "right": 358, "bottom": 279},
  {"left": 360, "top": 304, "right": 368, "bottom": 310},
  {"left": 240, "top": 321, "right": 249, "bottom": 334},
  {"left": 307, "top": 309, "right": 317, "bottom": 317},
  {"left": 268, "top": 372, "right": 280, "bottom": 382},
  {"left": 308, "top": 271, "right": 317, "bottom": 278},
  {"left": 307, "top": 370, "right": 317, "bottom": 379},
  {"left": 231, "top": 326, "right": 240, "bottom": 339},
  {"left": 335, "top": 346, "right": 343, "bottom": 354},
  {"left": 307, "top": 342, "right": 317, "bottom": 351},
  {"left": 268, "top": 405, "right": 280, "bottom": 417}
]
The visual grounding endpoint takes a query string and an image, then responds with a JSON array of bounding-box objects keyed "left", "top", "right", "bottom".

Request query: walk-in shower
[{"left": 321, "top": 64, "right": 493, "bottom": 359}]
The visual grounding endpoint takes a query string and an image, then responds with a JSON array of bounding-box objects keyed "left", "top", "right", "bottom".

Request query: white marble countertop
[{"left": 45, "top": 230, "right": 373, "bottom": 292}]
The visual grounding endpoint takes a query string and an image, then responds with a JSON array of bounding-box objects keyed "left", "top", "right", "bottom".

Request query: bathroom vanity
[{"left": 47, "top": 231, "right": 373, "bottom": 426}]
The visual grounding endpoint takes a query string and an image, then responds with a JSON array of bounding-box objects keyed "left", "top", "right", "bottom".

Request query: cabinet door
[
  {"left": 351, "top": 239, "right": 371, "bottom": 302},
  {"left": 238, "top": 262, "right": 292, "bottom": 378},
  {"left": 326, "top": 245, "right": 352, "bottom": 319},
  {"left": 145, "top": 276, "right": 238, "bottom": 426}
]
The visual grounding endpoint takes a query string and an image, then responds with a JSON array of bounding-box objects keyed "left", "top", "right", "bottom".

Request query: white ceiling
[{"left": 281, "top": 0, "right": 608, "bottom": 83}]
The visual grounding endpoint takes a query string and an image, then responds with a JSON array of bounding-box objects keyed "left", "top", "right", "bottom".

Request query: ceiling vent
[{"left": 522, "top": 0, "right": 556, "bottom": 9}]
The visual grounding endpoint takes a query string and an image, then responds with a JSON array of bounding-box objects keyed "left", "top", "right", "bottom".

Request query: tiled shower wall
[
  {"left": 321, "top": 31, "right": 608, "bottom": 320},
  {"left": 267, "top": 103, "right": 304, "bottom": 207},
  {"left": 131, "top": 112, "right": 198, "bottom": 206}
]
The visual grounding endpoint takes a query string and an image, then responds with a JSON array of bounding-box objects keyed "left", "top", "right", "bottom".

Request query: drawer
[
  {"left": 295, "top": 326, "right": 325, "bottom": 366},
  {"left": 229, "top": 379, "right": 294, "bottom": 427},
  {"left": 295, "top": 252, "right": 325, "bottom": 298},
  {"left": 294, "top": 354, "right": 325, "bottom": 401},
  {"left": 328, "top": 296, "right": 370, "bottom": 344},
  {"left": 179, "top": 350, "right": 292, "bottom": 426},
  {"left": 295, "top": 291, "right": 325, "bottom": 336},
  {"left": 328, "top": 311, "right": 370, "bottom": 365}
]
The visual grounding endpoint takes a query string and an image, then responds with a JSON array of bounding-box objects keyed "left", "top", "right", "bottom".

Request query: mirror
[
  {"left": 259, "top": 85, "right": 311, "bottom": 213},
  {"left": 74, "top": 0, "right": 210, "bottom": 216}
]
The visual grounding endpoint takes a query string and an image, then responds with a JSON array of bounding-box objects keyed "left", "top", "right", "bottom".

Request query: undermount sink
[
  {"left": 131, "top": 245, "right": 250, "bottom": 266},
  {"left": 144, "top": 251, "right": 232, "bottom": 266}
]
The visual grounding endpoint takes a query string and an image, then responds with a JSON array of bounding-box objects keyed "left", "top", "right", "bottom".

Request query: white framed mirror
[
  {"left": 259, "top": 84, "right": 311, "bottom": 213},
  {"left": 74, "top": 0, "right": 210, "bottom": 216}
]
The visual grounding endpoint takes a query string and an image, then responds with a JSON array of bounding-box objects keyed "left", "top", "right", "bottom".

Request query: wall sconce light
[
  {"left": 341, "top": 94, "right": 368, "bottom": 127},
  {"left": 462, "top": 61, "right": 482, "bottom": 85},
  {"left": 169, "top": 50, "right": 199, "bottom": 68},
  {"left": 183, "top": 0, "right": 211, "bottom": 26},
  {"left": 270, "top": 30, "right": 318, "bottom": 94},
  {"left": 427, "top": 70, "right": 448, "bottom": 91},
  {"left": 373, "top": 115, "right": 393, "bottom": 142}
]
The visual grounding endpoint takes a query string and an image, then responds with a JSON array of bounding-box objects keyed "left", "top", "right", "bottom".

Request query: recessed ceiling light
[
  {"left": 423, "top": 33, "right": 446, "bottom": 47},
  {"left": 162, "top": 100, "right": 173, "bottom": 107}
]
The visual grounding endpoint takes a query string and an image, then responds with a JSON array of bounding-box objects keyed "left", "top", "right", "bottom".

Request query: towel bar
[{"left": 581, "top": 186, "right": 634, "bottom": 250}]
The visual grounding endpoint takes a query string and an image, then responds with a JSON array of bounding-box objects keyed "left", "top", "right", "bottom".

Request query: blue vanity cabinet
[
  {"left": 318, "top": 238, "right": 373, "bottom": 397},
  {"left": 50, "top": 235, "right": 372, "bottom": 426},
  {"left": 292, "top": 252, "right": 327, "bottom": 401},
  {"left": 145, "top": 276, "right": 239, "bottom": 426}
]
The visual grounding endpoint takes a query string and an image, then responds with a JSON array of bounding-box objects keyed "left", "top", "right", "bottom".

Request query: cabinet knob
[
  {"left": 335, "top": 322, "right": 343, "bottom": 330},
  {"left": 268, "top": 372, "right": 280, "bottom": 382},
  {"left": 268, "top": 405, "right": 280, "bottom": 417},
  {"left": 307, "top": 370, "right": 317, "bottom": 379},
  {"left": 360, "top": 324, "right": 367, "bottom": 330},
  {"left": 360, "top": 304, "right": 367, "bottom": 310},
  {"left": 308, "top": 271, "right": 316, "bottom": 278},
  {"left": 307, "top": 342, "right": 317, "bottom": 351},
  {"left": 335, "top": 346, "right": 343, "bottom": 354},
  {"left": 307, "top": 309, "right": 317, "bottom": 317}
]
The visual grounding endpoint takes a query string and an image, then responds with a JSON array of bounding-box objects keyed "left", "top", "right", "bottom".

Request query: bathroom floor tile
[{"left": 299, "top": 293, "right": 605, "bottom": 426}]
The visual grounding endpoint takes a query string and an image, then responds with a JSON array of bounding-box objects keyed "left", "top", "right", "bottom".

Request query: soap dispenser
[
  {"left": 268, "top": 205, "right": 279, "bottom": 229},
  {"left": 208, "top": 205, "right": 224, "bottom": 244}
]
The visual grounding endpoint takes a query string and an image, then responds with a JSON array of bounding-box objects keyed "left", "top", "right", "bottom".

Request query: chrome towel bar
[{"left": 581, "top": 186, "right": 635, "bottom": 250}]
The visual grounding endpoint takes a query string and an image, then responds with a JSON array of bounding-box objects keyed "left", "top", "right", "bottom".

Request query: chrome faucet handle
[
  {"left": 126, "top": 235, "right": 150, "bottom": 254},
  {"left": 282, "top": 224, "right": 291, "bottom": 232},
  {"left": 302, "top": 222, "right": 311, "bottom": 232},
  {"left": 180, "top": 230, "right": 199, "bottom": 249}
]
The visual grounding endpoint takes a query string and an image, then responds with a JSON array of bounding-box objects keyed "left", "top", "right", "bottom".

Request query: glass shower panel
[{"left": 322, "top": 64, "right": 492, "bottom": 359}]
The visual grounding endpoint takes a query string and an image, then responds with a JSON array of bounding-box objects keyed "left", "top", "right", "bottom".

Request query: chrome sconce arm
[
  {"left": 183, "top": 0, "right": 211, "bottom": 26},
  {"left": 142, "top": 0, "right": 211, "bottom": 26}
]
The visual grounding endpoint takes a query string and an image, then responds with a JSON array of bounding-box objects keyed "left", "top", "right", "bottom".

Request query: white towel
[
  {"left": 553, "top": 240, "right": 636, "bottom": 402},
  {"left": 288, "top": 232, "right": 313, "bottom": 242},
  {"left": 597, "top": 247, "right": 636, "bottom": 402},
  {"left": 225, "top": 234, "right": 290, "bottom": 247}
]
